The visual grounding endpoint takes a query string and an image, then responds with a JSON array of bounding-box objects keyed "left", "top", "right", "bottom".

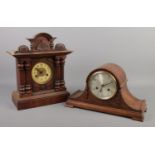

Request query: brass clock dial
[
  {"left": 88, "top": 71, "right": 117, "bottom": 100},
  {"left": 32, "top": 62, "right": 53, "bottom": 85}
]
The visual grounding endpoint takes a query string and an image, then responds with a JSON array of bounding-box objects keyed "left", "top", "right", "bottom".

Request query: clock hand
[
  {"left": 100, "top": 82, "right": 113, "bottom": 92},
  {"left": 35, "top": 68, "right": 39, "bottom": 71},
  {"left": 35, "top": 68, "right": 45, "bottom": 75},
  {"left": 103, "top": 82, "right": 113, "bottom": 87},
  {"left": 35, "top": 68, "right": 41, "bottom": 73}
]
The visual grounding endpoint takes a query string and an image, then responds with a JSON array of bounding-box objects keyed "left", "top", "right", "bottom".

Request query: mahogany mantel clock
[
  {"left": 66, "top": 63, "right": 147, "bottom": 121},
  {"left": 9, "top": 33, "right": 72, "bottom": 110}
]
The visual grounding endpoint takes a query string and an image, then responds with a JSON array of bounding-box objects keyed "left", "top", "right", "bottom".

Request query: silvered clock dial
[{"left": 88, "top": 71, "right": 117, "bottom": 100}]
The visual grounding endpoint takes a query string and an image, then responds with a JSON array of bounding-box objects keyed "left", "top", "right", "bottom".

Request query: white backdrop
[{"left": 0, "top": 27, "right": 155, "bottom": 126}]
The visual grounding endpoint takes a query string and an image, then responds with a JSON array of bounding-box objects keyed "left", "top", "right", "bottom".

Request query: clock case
[
  {"left": 9, "top": 33, "right": 72, "bottom": 110},
  {"left": 66, "top": 63, "right": 147, "bottom": 121}
]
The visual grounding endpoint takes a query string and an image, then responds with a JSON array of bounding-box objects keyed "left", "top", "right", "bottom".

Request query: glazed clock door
[{"left": 31, "top": 59, "right": 54, "bottom": 92}]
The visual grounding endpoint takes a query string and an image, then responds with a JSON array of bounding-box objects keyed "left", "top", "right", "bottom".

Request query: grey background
[{"left": 0, "top": 27, "right": 154, "bottom": 127}]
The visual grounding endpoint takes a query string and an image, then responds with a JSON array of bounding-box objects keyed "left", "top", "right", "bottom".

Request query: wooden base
[
  {"left": 66, "top": 90, "right": 144, "bottom": 122},
  {"left": 12, "top": 90, "right": 69, "bottom": 110}
]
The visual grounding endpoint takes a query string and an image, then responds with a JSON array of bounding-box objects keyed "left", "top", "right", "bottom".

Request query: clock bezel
[
  {"left": 31, "top": 59, "right": 55, "bottom": 93},
  {"left": 87, "top": 69, "right": 119, "bottom": 101},
  {"left": 31, "top": 61, "right": 53, "bottom": 85}
]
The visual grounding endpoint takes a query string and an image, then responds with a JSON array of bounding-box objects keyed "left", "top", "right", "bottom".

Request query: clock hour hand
[
  {"left": 35, "top": 68, "right": 41, "bottom": 73},
  {"left": 35, "top": 68, "right": 46, "bottom": 76}
]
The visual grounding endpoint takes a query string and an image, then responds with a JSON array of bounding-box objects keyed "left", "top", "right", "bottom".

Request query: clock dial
[
  {"left": 89, "top": 71, "right": 117, "bottom": 100},
  {"left": 32, "top": 62, "right": 52, "bottom": 85}
]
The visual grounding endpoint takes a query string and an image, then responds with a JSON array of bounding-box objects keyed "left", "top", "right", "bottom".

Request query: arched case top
[{"left": 99, "top": 63, "right": 127, "bottom": 88}]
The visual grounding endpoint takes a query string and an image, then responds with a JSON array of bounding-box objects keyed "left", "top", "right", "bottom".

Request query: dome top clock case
[
  {"left": 8, "top": 33, "right": 72, "bottom": 110},
  {"left": 66, "top": 63, "right": 147, "bottom": 121}
]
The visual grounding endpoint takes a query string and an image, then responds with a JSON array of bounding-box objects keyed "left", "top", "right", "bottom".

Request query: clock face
[
  {"left": 32, "top": 62, "right": 53, "bottom": 85},
  {"left": 88, "top": 71, "right": 117, "bottom": 100}
]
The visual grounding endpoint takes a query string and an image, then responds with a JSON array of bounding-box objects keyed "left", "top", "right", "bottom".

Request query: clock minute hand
[
  {"left": 35, "top": 68, "right": 44, "bottom": 75},
  {"left": 35, "top": 68, "right": 41, "bottom": 72},
  {"left": 103, "top": 82, "right": 113, "bottom": 87},
  {"left": 100, "top": 82, "right": 113, "bottom": 92}
]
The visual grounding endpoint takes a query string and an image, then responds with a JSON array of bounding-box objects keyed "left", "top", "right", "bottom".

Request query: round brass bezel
[{"left": 31, "top": 62, "right": 53, "bottom": 85}]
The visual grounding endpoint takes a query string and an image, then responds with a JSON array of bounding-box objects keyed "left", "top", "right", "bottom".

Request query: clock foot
[
  {"left": 65, "top": 103, "right": 75, "bottom": 108},
  {"left": 66, "top": 90, "right": 83, "bottom": 108},
  {"left": 12, "top": 90, "right": 70, "bottom": 110},
  {"left": 132, "top": 115, "right": 144, "bottom": 122}
]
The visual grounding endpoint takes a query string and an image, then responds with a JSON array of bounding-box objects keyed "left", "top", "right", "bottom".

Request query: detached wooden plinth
[{"left": 12, "top": 91, "right": 69, "bottom": 110}]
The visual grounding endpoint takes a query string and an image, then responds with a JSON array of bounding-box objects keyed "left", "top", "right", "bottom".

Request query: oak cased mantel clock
[
  {"left": 9, "top": 33, "right": 72, "bottom": 110},
  {"left": 66, "top": 63, "right": 147, "bottom": 121}
]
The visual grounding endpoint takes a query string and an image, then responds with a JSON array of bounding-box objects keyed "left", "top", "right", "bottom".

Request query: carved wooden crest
[{"left": 28, "top": 33, "right": 56, "bottom": 51}]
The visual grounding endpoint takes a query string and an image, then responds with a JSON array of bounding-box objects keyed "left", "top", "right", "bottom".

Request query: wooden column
[
  {"left": 60, "top": 56, "right": 66, "bottom": 90},
  {"left": 16, "top": 58, "right": 32, "bottom": 97},
  {"left": 16, "top": 59, "right": 26, "bottom": 97},
  {"left": 24, "top": 59, "right": 32, "bottom": 95},
  {"left": 54, "top": 56, "right": 61, "bottom": 91}
]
